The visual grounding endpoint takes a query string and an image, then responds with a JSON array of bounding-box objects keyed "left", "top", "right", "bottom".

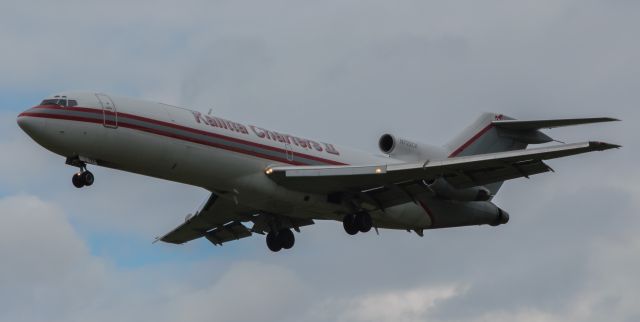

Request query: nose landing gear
[{"left": 67, "top": 157, "right": 94, "bottom": 189}]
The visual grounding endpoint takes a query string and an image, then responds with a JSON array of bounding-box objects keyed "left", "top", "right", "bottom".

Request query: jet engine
[
  {"left": 490, "top": 208, "right": 510, "bottom": 226},
  {"left": 378, "top": 134, "right": 447, "bottom": 162},
  {"left": 424, "top": 178, "right": 492, "bottom": 202}
]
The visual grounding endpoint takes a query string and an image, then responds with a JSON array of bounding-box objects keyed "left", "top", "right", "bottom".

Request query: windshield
[{"left": 40, "top": 99, "right": 77, "bottom": 107}]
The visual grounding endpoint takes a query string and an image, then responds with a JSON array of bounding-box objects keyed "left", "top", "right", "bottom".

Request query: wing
[
  {"left": 266, "top": 141, "right": 620, "bottom": 195},
  {"left": 159, "top": 193, "right": 255, "bottom": 244},
  {"left": 159, "top": 193, "right": 314, "bottom": 245}
]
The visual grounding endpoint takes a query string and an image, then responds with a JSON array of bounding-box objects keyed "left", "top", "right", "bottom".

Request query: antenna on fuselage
[{"left": 208, "top": 108, "right": 213, "bottom": 115}]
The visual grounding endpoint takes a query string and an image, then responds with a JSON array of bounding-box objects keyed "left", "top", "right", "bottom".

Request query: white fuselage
[{"left": 17, "top": 92, "right": 504, "bottom": 230}]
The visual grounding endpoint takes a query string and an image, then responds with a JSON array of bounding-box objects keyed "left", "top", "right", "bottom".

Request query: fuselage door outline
[{"left": 96, "top": 93, "right": 118, "bottom": 129}]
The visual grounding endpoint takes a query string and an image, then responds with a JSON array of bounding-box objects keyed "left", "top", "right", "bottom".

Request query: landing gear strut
[
  {"left": 67, "top": 157, "right": 94, "bottom": 188},
  {"left": 343, "top": 212, "right": 372, "bottom": 235},
  {"left": 266, "top": 228, "right": 295, "bottom": 252}
]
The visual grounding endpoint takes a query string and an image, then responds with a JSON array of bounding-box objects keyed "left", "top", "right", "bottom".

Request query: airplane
[{"left": 17, "top": 91, "right": 620, "bottom": 252}]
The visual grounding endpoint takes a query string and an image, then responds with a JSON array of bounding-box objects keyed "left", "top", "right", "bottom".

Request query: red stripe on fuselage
[
  {"left": 20, "top": 112, "right": 104, "bottom": 125},
  {"left": 27, "top": 105, "right": 348, "bottom": 166},
  {"left": 19, "top": 112, "right": 344, "bottom": 165},
  {"left": 447, "top": 124, "right": 493, "bottom": 158}
]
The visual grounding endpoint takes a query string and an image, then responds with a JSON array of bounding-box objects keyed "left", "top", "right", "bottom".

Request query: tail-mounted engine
[{"left": 379, "top": 134, "right": 447, "bottom": 162}]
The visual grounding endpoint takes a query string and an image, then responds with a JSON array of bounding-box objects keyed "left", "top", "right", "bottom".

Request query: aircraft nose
[{"left": 17, "top": 112, "right": 45, "bottom": 137}]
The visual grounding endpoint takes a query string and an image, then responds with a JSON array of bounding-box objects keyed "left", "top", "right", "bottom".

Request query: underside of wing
[
  {"left": 442, "top": 159, "right": 552, "bottom": 189},
  {"left": 158, "top": 193, "right": 314, "bottom": 245},
  {"left": 266, "top": 141, "right": 620, "bottom": 194},
  {"left": 159, "top": 193, "right": 255, "bottom": 244}
]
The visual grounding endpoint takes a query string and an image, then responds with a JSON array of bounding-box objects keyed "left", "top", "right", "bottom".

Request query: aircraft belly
[{"left": 228, "top": 172, "right": 345, "bottom": 220}]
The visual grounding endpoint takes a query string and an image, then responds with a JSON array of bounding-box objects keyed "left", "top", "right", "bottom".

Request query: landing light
[
  {"left": 375, "top": 168, "right": 383, "bottom": 174},
  {"left": 265, "top": 168, "right": 274, "bottom": 175}
]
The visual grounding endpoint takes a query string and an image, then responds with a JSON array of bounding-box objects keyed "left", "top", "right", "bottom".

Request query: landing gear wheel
[
  {"left": 279, "top": 229, "right": 295, "bottom": 250},
  {"left": 343, "top": 214, "right": 359, "bottom": 235},
  {"left": 81, "top": 171, "right": 94, "bottom": 187},
  {"left": 266, "top": 231, "right": 282, "bottom": 252},
  {"left": 356, "top": 212, "right": 372, "bottom": 233},
  {"left": 72, "top": 173, "right": 85, "bottom": 188}
]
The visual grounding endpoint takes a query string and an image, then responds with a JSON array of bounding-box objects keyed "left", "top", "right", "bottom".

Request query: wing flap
[{"left": 204, "top": 222, "right": 252, "bottom": 246}]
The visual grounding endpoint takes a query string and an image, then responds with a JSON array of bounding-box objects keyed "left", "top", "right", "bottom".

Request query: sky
[{"left": 1, "top": 0, "right": 638, "bottom": 321}]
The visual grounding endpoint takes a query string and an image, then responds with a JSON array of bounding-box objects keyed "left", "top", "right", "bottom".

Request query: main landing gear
[
  {"left": 343, "top": 212, "right": 373, "bottom": 235},
  {"left": 72, "top": 171, "right": 94, "bottom": 188},
  {"left": 67, "top": 157, "right": 94, "bottom": 188},
  {"left": 266, "top": 228, "right": 295, "bottom": 252}
]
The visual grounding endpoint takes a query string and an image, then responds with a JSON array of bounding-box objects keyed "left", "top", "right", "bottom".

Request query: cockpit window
[
  {"left": 40, "top": 99, "right": 76, "bottom": 107},
  {"left": 41, "top": 99, "right": 61, "bottom": 105}
]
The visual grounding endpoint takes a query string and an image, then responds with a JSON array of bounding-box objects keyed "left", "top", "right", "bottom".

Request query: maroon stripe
[
  {"left": 448, "top": 124, "right": 493, "bottom": 158},
  {"left": 21, "top": 112, "right": 103, "bottom": 125},
  {"left": 28, "top": 105, "right": 347, "bottom": 166},
  {"left": 21, "top": 112, "right": 310, "bottom": 166},
  {"left": 122, "top": 121, "right": 308, "bottom": 166}
]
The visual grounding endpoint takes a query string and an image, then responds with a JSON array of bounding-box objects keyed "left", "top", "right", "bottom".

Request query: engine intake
[
  {"left": 378, "top": 134, "right": 446, "bottom": 162},
  {"left": 490, "top": 208, "right": 510, "bottom": 226},
  {"left": 379, "top": 133, "right": 396, "bottom": 154}
]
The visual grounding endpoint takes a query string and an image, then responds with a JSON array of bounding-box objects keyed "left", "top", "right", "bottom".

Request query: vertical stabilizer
[
  {"left": 445, "top": 113, "right": 527, "bottom": 195},
  {"left": 446, "top": 113, "right": 527, "bottom": 158}
]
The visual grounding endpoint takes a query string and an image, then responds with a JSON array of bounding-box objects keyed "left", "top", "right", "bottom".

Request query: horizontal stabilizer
[{"left": 493, "top": 117, "right": 619, "bottom": 130}]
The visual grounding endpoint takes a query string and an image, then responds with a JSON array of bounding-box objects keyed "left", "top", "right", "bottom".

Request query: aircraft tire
[
  {"left": 279, "top": 229, "right": 295, "bottom": 249},
  {"left": 266, "top": 231, "right": 282, "bottom": 252},
  {"left": 343, "top": 214, "right": 359, "bottom": 235},
  {"left": 82, "top": 171, "right": 95, "bottom": 187},
  {"left": 356, "top": 212, "right": 372, "bottom": 233},
  {"left": 72, "top": 173, "right": 85, "bottom": 188}
]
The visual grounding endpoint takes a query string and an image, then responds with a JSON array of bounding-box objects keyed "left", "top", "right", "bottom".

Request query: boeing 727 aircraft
[{"left": 17, "top": 92, "right": 620, "bottom": 252}]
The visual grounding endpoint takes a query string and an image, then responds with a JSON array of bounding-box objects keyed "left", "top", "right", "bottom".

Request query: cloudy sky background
[{"left": 1, "top": 0, "right": 638, "bottom": 321}]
